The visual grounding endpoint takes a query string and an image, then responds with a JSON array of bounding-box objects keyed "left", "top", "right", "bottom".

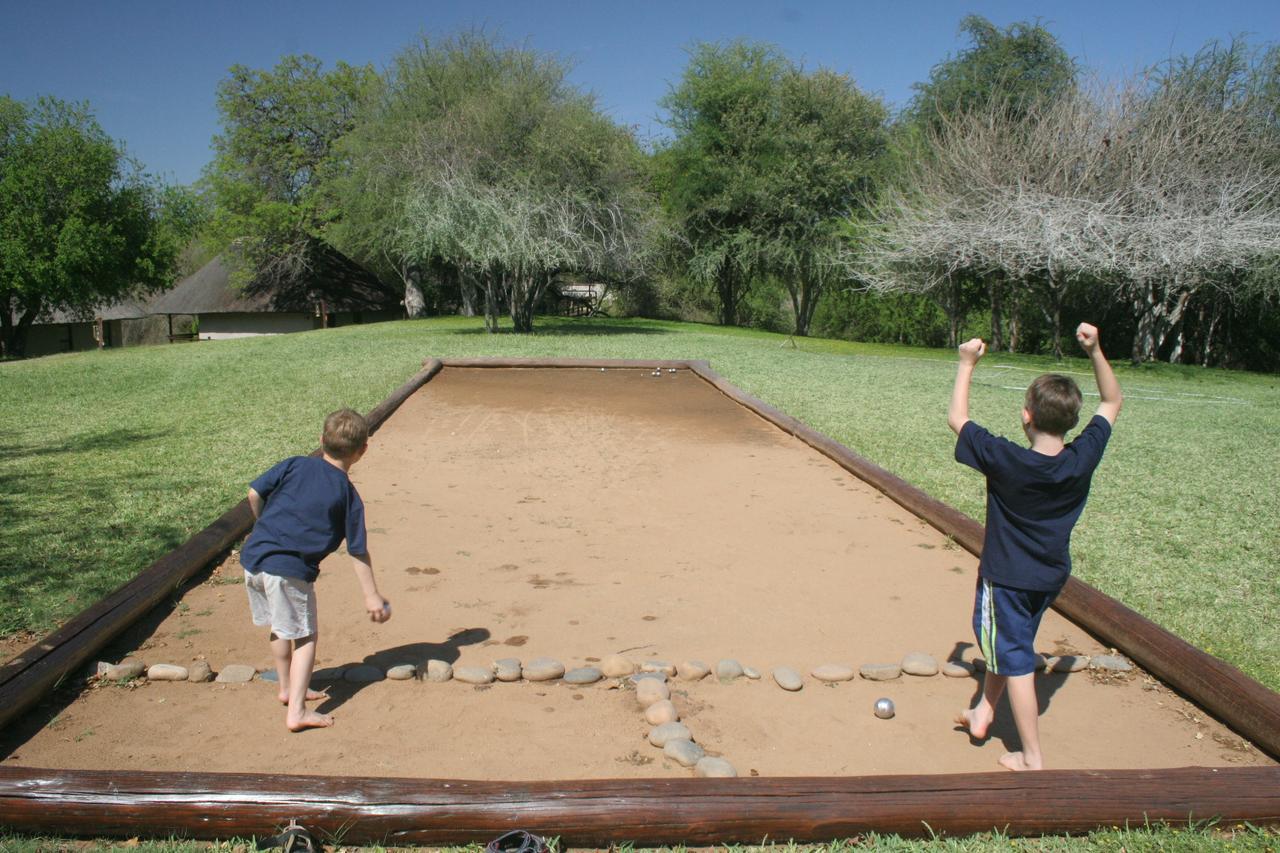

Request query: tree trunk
[
  {"left": 987, "top": 273, "right": 1004, "bottom": 353},
  {"left": 459, "top": 269, "right": 478, "bottom": 318},
  {"left": 716, "top": 262, "right": 738, "bottom": 326},
  {"left": 791, "top": 277, "right": 819, "bottom": 338},
  {"left": 481, "top": 271, "right": 500, "bottom": 333},
  {"left": 1, "top": 294, "right": 39, "bottom": 359},
  {"left": 403, "top": 268, "right": 426, "bottom": 318},
  {"left": 1200, "top": 301, "right": 1222, "bottom": 367}
]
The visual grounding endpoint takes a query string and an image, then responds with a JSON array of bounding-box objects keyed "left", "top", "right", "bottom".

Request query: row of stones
[
  {"left": 631, "top": 672, "right": 736, "bottom": 778},
  {"left": 95, "top": 651, "right": 1133, "bottom": 687}
]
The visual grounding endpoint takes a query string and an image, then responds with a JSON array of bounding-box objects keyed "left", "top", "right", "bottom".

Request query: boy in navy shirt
[
  {"left": 242, "top": 408, "right": 391, "bottom": 732},
  {"left": 948, "top": 323, "right": 1122, "bottom": 770}
]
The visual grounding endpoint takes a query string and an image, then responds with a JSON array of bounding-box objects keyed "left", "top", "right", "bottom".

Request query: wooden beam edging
[
  {"left": 0, "top": 359, "right": 444, "bottom": 734},
  {"left": 686, "top": 361, "right": 1280, "bottom": 762},
  {"left": 439, "top": 357, "right": 699, "bottom": 370},
  {"left": 0, "top": 765, "right": 1276, "bottom": 844}
]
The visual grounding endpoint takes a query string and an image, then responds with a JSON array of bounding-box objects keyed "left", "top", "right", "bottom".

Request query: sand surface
[{"left": 3, "top": 367, "right": 1269, "bottom": 779}]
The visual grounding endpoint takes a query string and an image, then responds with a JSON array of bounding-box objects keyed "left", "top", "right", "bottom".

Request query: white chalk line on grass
[
  {"left": 981, "top": 382, "right": 1251, "bottom": 405},
  {"left": 866, "top": 356, "right": 1251, "bottom": 404}
]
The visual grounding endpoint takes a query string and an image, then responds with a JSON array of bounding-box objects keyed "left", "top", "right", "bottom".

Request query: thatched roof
[
  {"left": 150, "top": 242, "right": 400, "bottom": 315},
  {"left": 42, "top": 297, "right": 155, "bottom": 324}
]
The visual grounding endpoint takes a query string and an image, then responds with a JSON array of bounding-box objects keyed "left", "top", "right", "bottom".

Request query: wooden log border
[{"left": 0, "top": 356, "right": 1276, "bottom": 844}]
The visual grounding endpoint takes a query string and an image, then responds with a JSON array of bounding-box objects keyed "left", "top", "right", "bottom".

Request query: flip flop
[
  {"left": 256, "top": 818, "right": 319, "bottom": 853},
  {"left": 484, "top": 829, "right": 548, "bottom": 853}
]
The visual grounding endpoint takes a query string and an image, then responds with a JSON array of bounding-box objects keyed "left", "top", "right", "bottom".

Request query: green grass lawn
[{"left": 1, "top": 316, "right": 1277, "bottom": 850}]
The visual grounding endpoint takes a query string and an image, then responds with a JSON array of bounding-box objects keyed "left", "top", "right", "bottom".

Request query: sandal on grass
[
  {"left": 256, "top": 818, "right": 319, "bottom": 853},
  {"left": 484, "top": 829, "right": 548, "bottom": 853}
]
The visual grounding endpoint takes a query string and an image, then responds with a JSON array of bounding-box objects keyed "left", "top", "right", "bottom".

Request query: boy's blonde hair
[
  {"left": 322, "top": 408, "right": 369, "bottom": 459},
  {"left": 1025, "top": 374, "right": 1082, "bottom": 436}
]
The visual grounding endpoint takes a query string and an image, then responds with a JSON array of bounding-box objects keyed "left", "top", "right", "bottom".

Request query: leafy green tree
[
  {"left": 389, "top": 35, "right": 658, "bottom": 332},
  {"left": 205, "top": 55, "right": 379, "bottom": 289},
  {"left": 657, "top": 42, "right": 887, "bottom": 333},
  {"left": 0, "top": 96, "right": 196, "bottom": 358},
  {"left": 656, "top": 41, "right": 790, "bottom": 326},
  {"left": 906, "top": 14, "right": 1076, "bottom": 130}
]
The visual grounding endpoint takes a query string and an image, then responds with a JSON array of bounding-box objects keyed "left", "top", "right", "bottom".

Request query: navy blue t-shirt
[
  {"left": 955, "top": 415, "right": 1111, "bottom": 592},
  {"left": 240, "top": 456, "right": 368, "bottom": 583}
]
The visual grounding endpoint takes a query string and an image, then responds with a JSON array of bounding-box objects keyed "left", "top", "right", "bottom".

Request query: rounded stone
[
  {"left": 147, "top": 664, "right": 188, "bottom": 682},
  {"left": 641, "top": 660, "right": 677, "bottom": 676},
  {"left": 772, "top": 666, "right": 803, "bottom": 691},
  {"left": 260, "top": 671, "right": 279, "bottom": 683},
  {"left": 523, "top": 658, "right": 566, "bottom": 682},
  {"left": 601, "top": 655, "right": 636, "bottom": 677},
  {"left": 742, "top": 666, "right": 761, "bottom": 680},
  {"left": 104, "top": 659, "right": 145, "bottom": 681},
  {"left": 187, "top": 661, "right": 214, "bottom": 683},
  {"left": 1050, "top": 654, "right": 1088, "bottom": 673},
  {"left": 1091, "top": 654, "right": 1133, "bottom": 672},
  {"left": 644, "top": 699, "right": 679, "bottom": 726},
  {"left": 648, "top": 721, "right": 692, "bottom": 747},
  {"left": 345, "top": 664, "right": 385, "bottom": 683},
  {"left": 564, "top": 666, "right": 603, "bottom": 685},
  {"left": 215, "top": 664, "right": 257, "bottom": 684},
  {"left": 425, "top": 660, "right": 453, "bottom": 682},
  {"left": 695, "top": 757, "right": 738, "bottom": 778},
  {"left": 494, "top": 658, "right": 522, "bottom": 682},
  {"left": 811, "top": 664, "right": 855, "bottom": 682},
  {"left": 312, "top": 666, "right": 347, "bottom": 682},
  {"left": 942, "top": 660, "right": 974, "bottom": 678},
  {"left": 677, "top": 660, "right": 710, "bottom": 681},
  {"left": 630, "top": 671, "right": 667, "bottom": 684},
  {"left": 386, "top": 664, "right": 417, "bottom": 681},
  {"left": 859, "top": 663, "right": 902, "bottom": 682},
  {"left": 454, "top": 666, "right": 496, "bottom": 685},
  {"left": 901, "top": 652, "right": 939, "bottom": 677},
  {"left": 635, "top": 678, "right": 671, "bottom": 707},
  {"left": 716, "top": 659, "right": 745, "bottom": 682},
  {"left": 663, "top": 739, "right": 705, "bottom": 768}
]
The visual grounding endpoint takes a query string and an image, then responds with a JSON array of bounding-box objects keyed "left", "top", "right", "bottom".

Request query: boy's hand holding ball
[{"left": 367, "top": 596, "right": 391, "bottom": 623}]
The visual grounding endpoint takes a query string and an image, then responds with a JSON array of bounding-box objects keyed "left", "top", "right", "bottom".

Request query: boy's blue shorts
[{"left": 973, "top": 577, "right": 1057, "bottom": 677}]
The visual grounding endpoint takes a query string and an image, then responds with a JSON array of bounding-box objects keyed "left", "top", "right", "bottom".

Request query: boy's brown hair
[
  {"left": 1025, "top": 374, "right": 1083, "bottom": 436},
  {"left": 322, "top": 408, "right": 369, "bottom": 459}
]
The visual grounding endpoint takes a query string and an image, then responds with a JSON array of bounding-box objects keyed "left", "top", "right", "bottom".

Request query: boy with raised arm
[
  {"left": 948, "top": 323, "right": 1122, "bottom": 770},
  {"left": 241, "top": 408, "right": 391, "bottom": 732}
]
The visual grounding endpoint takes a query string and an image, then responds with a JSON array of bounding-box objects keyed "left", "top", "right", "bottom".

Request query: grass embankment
[{"left": 2, "top": 317, "right": 1276, "bottom": 691}]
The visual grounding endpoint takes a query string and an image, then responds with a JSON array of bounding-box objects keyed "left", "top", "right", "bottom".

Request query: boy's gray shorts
[{"left": 244, "top": 571, "right": 317, "bottom": 640}]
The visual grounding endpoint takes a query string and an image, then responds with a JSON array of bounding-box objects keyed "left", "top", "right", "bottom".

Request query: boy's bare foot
[
  {"left": 998, "top": 751, "right": 1042, "bottom": 771},
  {"left": 955, "top": 707, "right": 993, "bottom": 740},
  {"left": 278, "top": 688, "right": 328, "bottom": 705},
  {"left": 286, "top": 710, "right": 334, "bottom": 732}
]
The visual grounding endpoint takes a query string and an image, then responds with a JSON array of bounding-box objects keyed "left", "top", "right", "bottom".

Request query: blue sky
[{"left": 3, "top": 0, "right": 1279, "bottom": 186}]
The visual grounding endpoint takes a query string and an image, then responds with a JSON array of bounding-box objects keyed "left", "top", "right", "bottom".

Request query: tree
[
  {"left": 902, "top": 14, "right": 1077, "bottom": 349},
  {"left": 205, "top": 55, "right": 379, "bottom": 291},
  {"left": 656, "top": 41, "right": 791, "bottom": 326},
  {"left": 906, "top": 14, "right": 1077, "bottom": 130},
  {"left": 388, "top": 35, "right": 658, "bottom": 332},
  {"left": 0, "top": 96, "right": 195, "bottom": 358},
  {"left": 657, "top": 42, "right": 887, "bottom": 332}
]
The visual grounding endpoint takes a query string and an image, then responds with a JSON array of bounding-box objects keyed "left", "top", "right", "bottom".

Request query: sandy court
[{"left": 2, "top": 366, "right": 1270, "bottom": 779}]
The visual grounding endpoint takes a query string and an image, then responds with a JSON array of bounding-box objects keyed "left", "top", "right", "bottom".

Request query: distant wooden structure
[
  {"left": 150, "top": 243, "right": 403, "bottom": 340},
  {"left": 22, "top": 298, "right": 166, "bottom": 358}
]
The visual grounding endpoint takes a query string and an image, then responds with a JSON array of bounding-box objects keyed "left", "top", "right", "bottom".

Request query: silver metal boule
[{"left": 873, "top": 697, "right": 895, "bottom": 719}]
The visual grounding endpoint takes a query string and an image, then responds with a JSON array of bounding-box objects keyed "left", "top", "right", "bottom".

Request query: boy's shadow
[
  {"left": 947, "top": 641, "right": 1072, "bottom": 751},
  {"left": 314, "top": 627, "right": 489, "bottom": 716}
]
